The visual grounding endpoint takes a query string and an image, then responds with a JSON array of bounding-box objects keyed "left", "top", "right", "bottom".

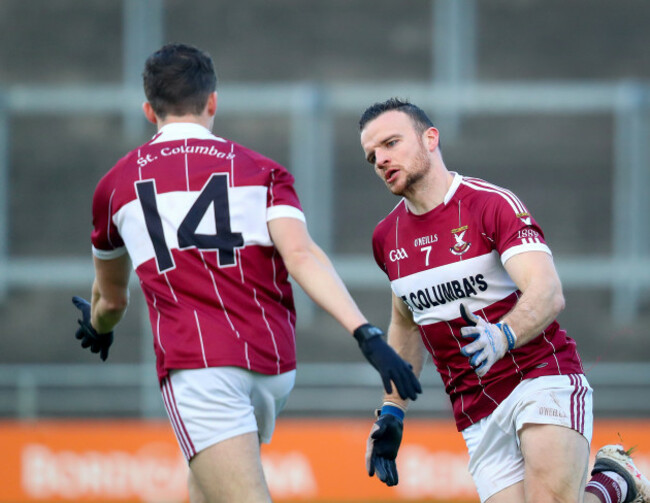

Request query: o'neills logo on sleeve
[{"left": 450, "top": 225, "right": 471, "bottom": 256}]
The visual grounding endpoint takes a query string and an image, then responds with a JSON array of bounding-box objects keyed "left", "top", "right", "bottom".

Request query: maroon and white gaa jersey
[
  {"left": 372, "top": 173, "right": 584, "bottom": 431},
  {"left": 91, "top": 123, "right": 303, "bottom": 381}
]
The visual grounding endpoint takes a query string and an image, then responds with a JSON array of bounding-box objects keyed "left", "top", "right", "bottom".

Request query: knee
[{"left": 525, "top": 474, "right": 583, "bottom": 503}]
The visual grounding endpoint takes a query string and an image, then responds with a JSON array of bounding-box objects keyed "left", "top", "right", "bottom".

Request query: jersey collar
[
  {"left": 151, "top": 123, "right": 227, "bottom": 144},
  {"left": 443, "top": 172, "right": 463, "bottom": 205},
  {"left": 402, "top": 172, "right": 463, "bottom": 216}
]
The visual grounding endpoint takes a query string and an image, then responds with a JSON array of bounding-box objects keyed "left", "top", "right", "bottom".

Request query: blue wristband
[
  {"left": 496, "top": 322, "right": 516, "bottom": 350},
  {"left": 381, "top": 404, "right": 405, "bottom": 420}
]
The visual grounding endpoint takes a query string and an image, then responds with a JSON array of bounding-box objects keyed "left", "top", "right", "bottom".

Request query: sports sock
[{"left": 585, "top": 471, "right": 629, "bottom": 503}]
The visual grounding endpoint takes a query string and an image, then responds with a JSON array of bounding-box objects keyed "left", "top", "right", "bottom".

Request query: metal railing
[
  {"left": 1, "top": 362, "right": 649, "bottom": 419},
  {"left": 1, "top": 80, "right": 649, "bottom": 309},
  {"left": 1, "top": 0, "right": 648, "bottom": 421}
]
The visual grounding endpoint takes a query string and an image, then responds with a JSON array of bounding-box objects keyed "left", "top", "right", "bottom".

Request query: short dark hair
[
  {"left": 142, "top": 43, "right": 217, "bottom": 118},
  {"left": 359, "top": 97, "right": 434, "bottom": 136}
]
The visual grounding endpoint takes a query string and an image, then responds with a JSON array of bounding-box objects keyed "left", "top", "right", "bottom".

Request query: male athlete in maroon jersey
[
  {"left": 91, "top": 123, "right": 304, "bottom": 380},
  {"left": 371, "top": 173, "right": 585, "bottom": 431},
  {"left": 358, "top": 98, "right": 649, "bottom": 503},
  {"left": 71, "top": 46, "right": 421, "bottom": 503}
]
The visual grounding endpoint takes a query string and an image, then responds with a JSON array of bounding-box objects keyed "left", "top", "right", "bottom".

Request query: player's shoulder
[
  {"left": 373, "top": 199, "right": 408, "bottom": 239},
  {"left": 459, "top": 175, "right": 526, "bottom": 208},
  {"left": 95, "top": 148, "right": 137, "bottom": 187},
  {"left": 94, "top": 139, "right": 156, "bottom": 203},
  {"left": 460, "top": 175, "right": 510, "bottom": 196},
  {"left": 231, "top": 140, "right": 288, "bottom": 172}
]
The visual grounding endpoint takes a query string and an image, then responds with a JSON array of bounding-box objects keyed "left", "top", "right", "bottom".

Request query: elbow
[
  {"left": 282, "top": 247, "right": 315, "bottom": 275},
  {"left": 103, "top": 295, "right": 129, "bottom": 316},
  {"left": 552, "top": 289, "right": 566, "bottom": 318}
]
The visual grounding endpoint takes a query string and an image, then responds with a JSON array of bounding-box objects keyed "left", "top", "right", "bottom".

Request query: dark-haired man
[
  {"left": 72, "top": 45, "right": 421, "bottom": 503},
  {"left": 359, "top": 97, "right": 649, "bottom": 503}
]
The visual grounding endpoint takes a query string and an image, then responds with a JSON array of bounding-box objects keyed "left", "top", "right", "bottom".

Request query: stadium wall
[{"left": 1, "top": 418, "right": 649, "bottom": 502}]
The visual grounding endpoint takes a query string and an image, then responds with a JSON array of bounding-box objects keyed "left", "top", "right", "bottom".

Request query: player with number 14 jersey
[{"left": 91, "top": 123, "right": 302, "bottom": 381}]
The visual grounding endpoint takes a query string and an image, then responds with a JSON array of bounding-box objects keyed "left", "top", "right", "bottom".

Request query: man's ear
[
  {"left": 206, "top": 92, "right": 217, "bottom": 116},
  {"left": 142, "top": 102, "right": 158, "bottom": 125},
  {"left": 424, "top": 127, "right": 440, "bottom": 152}
]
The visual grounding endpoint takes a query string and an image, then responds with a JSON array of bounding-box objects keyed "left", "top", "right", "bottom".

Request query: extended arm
[
  {"left": 365, "top": 292, "right": 425, "bottom": 486},
  {"left": 268, "top": 217, "right": 421, "bottom": 400},
  {"left": 381, "top": 292, "right": 427, "bottom": 409},
  {"left": 268, "top": 217, "right": 366, "bottom": 332}
]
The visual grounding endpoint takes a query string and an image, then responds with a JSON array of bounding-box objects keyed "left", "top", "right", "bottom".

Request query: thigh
[
  {"left": 520, "top": 423, "right": 590, "bottom": 503},
  {"left": 486, "top": 482, "right": 524, "bottom": 503},
  {"left": 161, "top": 367, "right": 295, "bottom": 460},
  {"left": 251, "top": 370, "right": 296, "bottom": 444},
  {"left": 514, "top": 375, "right": 592, "bottom": 502},
  {"left": 190, "top": 431, "right": 272, "bottom": 503},
  {"left": 462, "top": 374, "right": 593, "bottom": 503},
  {"left": 161, "top": 367, "right": 259, "bottom": 460},
  {"left": 462, "top": 415, "right": 525, "bottom": 503}
]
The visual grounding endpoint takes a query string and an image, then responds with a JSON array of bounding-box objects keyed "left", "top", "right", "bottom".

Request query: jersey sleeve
[
  {"left": 372, "top": 224, "right": 389, "bottom": 275},
  {"left": 266, "top": 165, "right": 305, "bottom": 223},
  {"left": 482, "top": 189, "right": 552, "bottom": 265},
  {"left": 90, "top": 173, "right": 127, "bottom": 260}
]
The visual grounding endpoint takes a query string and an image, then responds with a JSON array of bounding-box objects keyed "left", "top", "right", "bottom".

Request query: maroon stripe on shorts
[
  {"left": 161, "top": 376, "right": 196, "bottom": 460},
  {"left": 569, "top": 374, "right": 586, "bottom": 434}
]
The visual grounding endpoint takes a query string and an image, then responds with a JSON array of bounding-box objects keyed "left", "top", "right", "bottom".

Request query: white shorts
[
  {"left": 160, "top": 366, "right": 296, "bottom": 461},
  {"left": 461, "top": 374, "right": 593, "bottom": 502}
]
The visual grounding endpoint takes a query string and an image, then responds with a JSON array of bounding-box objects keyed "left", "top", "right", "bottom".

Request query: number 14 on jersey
[{"left": 135, "top": 173, "right": 244, "bottom": 273}]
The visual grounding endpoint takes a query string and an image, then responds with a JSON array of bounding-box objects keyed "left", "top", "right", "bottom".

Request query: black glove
[
  {"left": 353, "top": 324, "right": 422, "bottom": 400},
  {"left": 72, "top": 296, "right": 114, "bottom": 361},
  {"left": 366, "top": 408, "right": 404, "bottom": 487}
]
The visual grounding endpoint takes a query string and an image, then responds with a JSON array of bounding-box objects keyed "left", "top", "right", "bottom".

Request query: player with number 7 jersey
[{"left": 92, "top": 122, "right": 304, "bottom": 381}]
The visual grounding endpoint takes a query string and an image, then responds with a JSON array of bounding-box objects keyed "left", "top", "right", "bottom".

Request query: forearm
[
  {"left": 90, "top": 279, "right": 128, "bottom": 333},
  {"left": 285, "top": 246, "right": 366, "bottom": 333},
  {"left": 501, "top": 252, "right": 566, "bottom": 348},
  {"left": 382, "top": 322, "right": 426, "bottom": 409},
  {"left": 500, "top": 257, "right": 566, "bottom": 348},
  {"left": 501, "top": 291, "right": 563, "bottom": 348}
]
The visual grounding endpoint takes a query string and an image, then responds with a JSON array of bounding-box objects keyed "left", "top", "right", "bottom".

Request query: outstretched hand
[
  {"left": 353, "top": 324, "right": 422, "bottom": 400},
  {"left": 72, "top": 296, "right": 114, "bottom": 361}
]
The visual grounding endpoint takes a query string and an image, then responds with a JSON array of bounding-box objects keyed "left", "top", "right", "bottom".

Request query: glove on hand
[
  {"left": 72, "top": 296, "right": 114, "bottom": 361},
  {"left": 459, "top": 303, "right": 516, "bottom": 377},
  {"left": 353, "top": 324, "right": 422, "bottom": 401},
  {"left": 365, "top": 406, "right": 404, "bottom": 487}
]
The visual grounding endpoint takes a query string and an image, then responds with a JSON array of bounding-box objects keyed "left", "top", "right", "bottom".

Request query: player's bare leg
[
  {"left": 520, "top": 423, "right": 590, "bottom": 503},
  {"left": 189, "top": 432, "right": 272, "bottom": 503},
  {"left": 485, "top": 478, "right": 602, "bottom": 503},
  {"left": 485, "top": 480, "right": 524, "bottom": 502},
  {"left": 187, "top": 470, "right": 208, "bottom": 503},
  {"left": 487, "top": 423, "right": 589, "bottom": 503}
]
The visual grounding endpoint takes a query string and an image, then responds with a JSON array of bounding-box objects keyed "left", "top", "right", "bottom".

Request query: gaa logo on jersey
[
  {"left": 450, "top": 225, "right": 471, "bottom": 256},
  {"left": 389, "top": 248, "right": 409, "bottom": 261}
]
